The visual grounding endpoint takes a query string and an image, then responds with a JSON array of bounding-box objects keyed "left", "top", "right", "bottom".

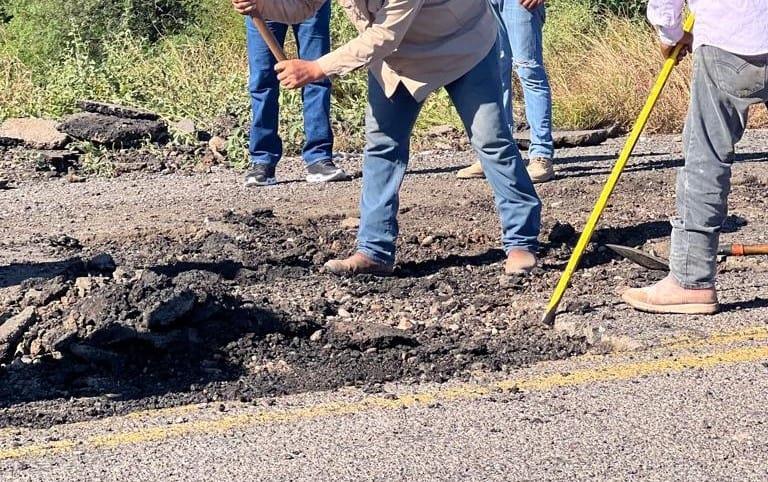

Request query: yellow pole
[{"left": 541, "top": 15, "right": 695, "bottom": 326}]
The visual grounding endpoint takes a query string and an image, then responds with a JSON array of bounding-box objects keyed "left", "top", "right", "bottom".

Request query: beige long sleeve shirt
[{"left": 252, "top": 0, "right": 498, "bottom": 102}]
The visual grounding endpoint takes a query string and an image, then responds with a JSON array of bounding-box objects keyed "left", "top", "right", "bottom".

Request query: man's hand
[
  {"left": 519, "top": 0, "right": 545, "bottom": 10},
  {"left": 275, "top": 60, "right": 326, "bottom": 89},
  {"left": 661, "top": 31, "right": 693, "bottom": 64},
  {"left": 232, "top": 0, "right": 258, "bottom": 15}
]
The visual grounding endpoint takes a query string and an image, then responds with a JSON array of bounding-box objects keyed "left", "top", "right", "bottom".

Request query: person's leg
[
  {"left": 457, "top": 0, "right": 513, "bottom": 181},
  {"left": 503, "top": 0, "right": 554, "bottom": 180},
  {"left": 246, "top": 17, "right": 289, "bottom": 174},
  {"left": 670, "top": 47, "right": 765, "bottom": 288},
  {"left": 325, "top": 73, "right": 423, "bottom": 273},
  {"left": 293, "top": 0, "right": 335, "bottom": 167},
  {"left": 623, "top": 46, "right": 767, "bottom": 314},
  {"left": 445, "top": 45, "right": 541, "bottom": 267}
]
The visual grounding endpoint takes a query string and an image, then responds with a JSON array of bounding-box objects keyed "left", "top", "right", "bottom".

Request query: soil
[{"left": 2, "top": 130, "right": 768, "bottom": 429}]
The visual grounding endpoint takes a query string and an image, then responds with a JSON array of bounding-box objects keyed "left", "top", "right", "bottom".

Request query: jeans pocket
[{"left": 711, "top": 47, "right": 767, "bottom": 98}]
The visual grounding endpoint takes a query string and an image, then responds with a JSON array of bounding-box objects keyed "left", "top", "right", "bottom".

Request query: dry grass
[{"left": 1, "top": 4, "right": 765, "bottom": 155}]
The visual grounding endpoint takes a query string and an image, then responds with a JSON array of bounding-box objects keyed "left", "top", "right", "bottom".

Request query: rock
[
  {"left": 515, "top": 129, "right": 611, "bottom": 150},
  {"left": 75, "top": 277, "right": 97, "bottom": 297},
  {"left": 68, "top": 343, "right": 122, "bottom": 370},
  {"left": 329, "top": 321, "right": 417, "bottom": 350},
  {"left": 58, "top": 112, "right": 168, "bottom": 146},
  {"left": 87, "top": 253, "right": 116, "bottom": 273},
  {"left": 76, "top": 100, "right": 160, "bottom": 121},
  {"left": 28, "top": 150, "right": 80, "bottom": 172},
  {"left": 396, "top": 319, "right": 415, "bottom": 331},
  {"left": 548, "top": 221, "right": 577, "bottom": 244},
  {"left": 0, "top": 307, "right": 37, "bottom": 361},
  {"left": 21, "top": 276, "right": 69, "bottom": 307},
  {"left": 337, "top": 307, "right": 352, "bottom": 318},
  {"left": 0, "top": 179, "right": 10, "bottom": 190},
  {"left": 208, "top": 136, "right": 227, "bottom": 157},
  {"left": 0, "top": 136, "right": 22, "bottom": 147},
  {"left": 341, "top": 217, "right": 360, "bottom": 229},
  {"left": 143, "top": 289, "right": 196, "bottom": 330},
  {"left": 172, "top": 118, "right": 197, "bottom": 136},
  {"left": 0, "top": 118, "right": 70, "bottom": 149},
  {"left": 426, "top": 125, "right": 457, "bottom": 137},
  {"left": 420, "top": 235, "right": 436, "bottom": 247},
  {"left": 48, "top": 234, "right": 82, "bottom": 249},
  {"left": 66, "top": 171, "right": 86, "bottom": 183},
  {"left": 309, "top": 329, "right": 324, "bottom": 342}
]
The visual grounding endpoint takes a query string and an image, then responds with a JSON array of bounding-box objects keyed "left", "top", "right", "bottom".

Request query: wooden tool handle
[
  {"left": 251, "top": 15, "right": 287, "bottom": 62},
  {"left": 720, "top": 244, "right": 768, "bottom": 256}
]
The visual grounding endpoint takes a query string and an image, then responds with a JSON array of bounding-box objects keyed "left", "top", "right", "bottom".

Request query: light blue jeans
[
  {"left": 490, "top": 0, "right": 554, "bottom": 160},
  {"left": 357, "top": 47, "right": 542, "bottom": 265},
  {"left": 670, "top": 46, "right": 768, "bottom": 288}
]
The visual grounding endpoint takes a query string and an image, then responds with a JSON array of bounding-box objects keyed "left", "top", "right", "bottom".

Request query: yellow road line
[
  {"left": 1, "top": 343, "right": 767, "bottom": 461},
  {"left": 120, "top": 325, "right": 768, "bottom": 421}
]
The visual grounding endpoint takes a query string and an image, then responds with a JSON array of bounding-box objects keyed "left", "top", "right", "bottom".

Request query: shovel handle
[
  {"left": 251, "top": 15, "right": 288, "bottom": 62},
  {"left": 719, "top": 244, "right": 768, "bottom": 257}
]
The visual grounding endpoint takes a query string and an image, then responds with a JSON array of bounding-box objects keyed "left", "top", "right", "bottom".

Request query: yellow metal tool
[{"left": 541, "top": 15, "right": 695, "bottom": 326}]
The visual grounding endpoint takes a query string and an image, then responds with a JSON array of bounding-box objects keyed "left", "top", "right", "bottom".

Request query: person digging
[
  {"left": 622, "top": 0, "right": 768, "bottom": 314},
  {"left": 232, "top": 0, "right": 542, "bottom": 277}
]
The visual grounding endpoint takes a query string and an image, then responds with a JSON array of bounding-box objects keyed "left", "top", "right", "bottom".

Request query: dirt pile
[{"left": 0, "top": 209, "right": 592, "bottom": 427}]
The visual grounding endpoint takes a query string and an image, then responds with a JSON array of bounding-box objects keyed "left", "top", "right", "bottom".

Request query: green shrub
[{"left": 1, "top": 0, "right": 207, "bottom": 73}]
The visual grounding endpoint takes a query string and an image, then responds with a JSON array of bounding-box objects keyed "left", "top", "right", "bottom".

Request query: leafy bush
[{"left": 1, "top": 0, "right": 206, "bottom": 73}]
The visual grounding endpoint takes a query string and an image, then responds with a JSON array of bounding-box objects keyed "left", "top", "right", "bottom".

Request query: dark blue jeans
[
  {"left": 245, "top": 1, "right": 333, "bottom": 167},
  {"left": 358, "top": 46, "right": 541, "bottom": 265}
]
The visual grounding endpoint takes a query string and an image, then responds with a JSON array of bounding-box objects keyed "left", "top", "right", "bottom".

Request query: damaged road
[
  {"left": 0, "top": 210, "right": 589, "bottom": 428},
  {"left": 1, "top": 131, "right": 768, "bottom": 435}
]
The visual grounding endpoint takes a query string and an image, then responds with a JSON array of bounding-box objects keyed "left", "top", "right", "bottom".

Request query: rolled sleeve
[
  {"left": 316, "top": 0, "right": 425, "bottom": 76},
  {"left": 647, "top": 0, "right": 685, "bottom": 45}
]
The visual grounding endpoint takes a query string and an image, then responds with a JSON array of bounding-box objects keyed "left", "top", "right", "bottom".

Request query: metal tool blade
[{"left": 605, "top": 244, "right": 670, "bottom": 271}]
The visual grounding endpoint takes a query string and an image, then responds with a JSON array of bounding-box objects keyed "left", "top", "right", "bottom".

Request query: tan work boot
[
  {"left": 527, "top": 157, "right": 555, "bottom": 183},
  {"left": 505, "top": 249, "right": 537, "bottom": 275},
  {"left": 324, "top": 252, "right": 394, "bottom": 276},
  {"left": 456, "top": 162, "right": 485, "bottom": 179},
  {"left": 621, "top": 274, "right": 719, "bottom": 314}
]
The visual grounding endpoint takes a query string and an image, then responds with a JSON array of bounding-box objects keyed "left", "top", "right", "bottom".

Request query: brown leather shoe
[
  {"left": 323, "top": 252, "right": 394, "bottom": 276},
  {"left": 505, "top": 249, "right": 537, "bottom": 275},
  {"left": 621, "top": 274, "right": 719, "bottom": 314}
]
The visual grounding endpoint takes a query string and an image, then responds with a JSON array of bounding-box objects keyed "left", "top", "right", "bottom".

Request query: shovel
[
  {"left": 251, "top": 14, "right": 288, "bottom": 62},
  {"left": 540, "top": 15, "right": 695, "bottom": 326},
  {"left": 606, "top": 243, "right": 768, "bottom": 272}
]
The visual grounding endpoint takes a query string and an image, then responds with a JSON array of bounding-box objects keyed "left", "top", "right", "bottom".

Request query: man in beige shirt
[{"left": 233, "top": 0, "right": 542, "bottom": 275}]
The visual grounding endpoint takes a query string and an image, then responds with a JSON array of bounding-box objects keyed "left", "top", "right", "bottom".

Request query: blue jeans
[
  {"left": 358, "top": 47, "right": 541, "bottom": 265},
  {"left": 490, "top": 0, "right": 554, "bottom": 160},
  {"left": 245, "top": 1, "right": 333, "bottom": 167},
  {"left": 670, "top": 46, "right": 768, "bottom": 289}
]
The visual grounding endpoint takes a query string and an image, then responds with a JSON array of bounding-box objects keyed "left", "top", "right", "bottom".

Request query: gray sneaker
[
  {"left": 306, "top": 159, "right": 349, "bottom": 183},
  {"left": 244, "top": 164, "right": 277, "bottom": 187}
]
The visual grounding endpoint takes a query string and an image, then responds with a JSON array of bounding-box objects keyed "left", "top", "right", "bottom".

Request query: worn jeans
[
  {"left": 489, "top": 0, "right": 554, "bottom": 160},
  {"left": 357, "top": 46, "right": 542, "bottom": 265},
  {"left": 670, "top": 46, "right": 768, "bottom": 289},
  {"left": 245, "top": 1, "right": 333, "bottom": 167}
]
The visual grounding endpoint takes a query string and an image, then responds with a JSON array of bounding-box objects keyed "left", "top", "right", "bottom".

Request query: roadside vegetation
[{"left": 1, "top": 0, "right": 765, "bottom": 154}]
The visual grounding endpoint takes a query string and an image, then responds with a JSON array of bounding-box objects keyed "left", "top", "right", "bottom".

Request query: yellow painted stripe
[
  {"left": 126, "top": 325, "right": 768, "bottom": 421},
  {"left": 1, "top": 343, "right": 766, "bottom": 462}
]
